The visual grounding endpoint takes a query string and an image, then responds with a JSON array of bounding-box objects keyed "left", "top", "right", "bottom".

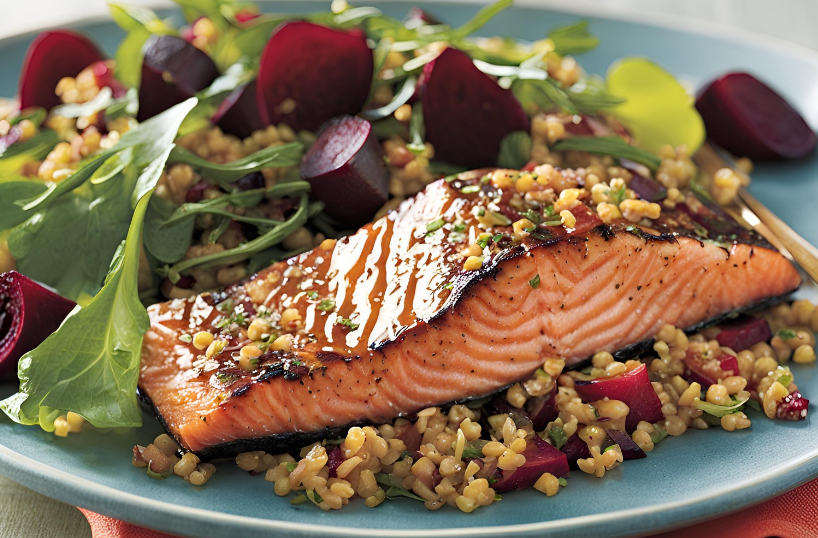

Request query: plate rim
[{"left": 2, "top": 1, "right": 818, "bottom": 537}]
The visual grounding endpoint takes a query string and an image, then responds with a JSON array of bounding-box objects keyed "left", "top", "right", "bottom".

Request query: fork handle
[{"left": 739, "top": 187, "right": 818, "bottom": 283}]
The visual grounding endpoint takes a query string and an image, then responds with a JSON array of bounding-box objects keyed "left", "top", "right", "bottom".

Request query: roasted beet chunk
[
  {"left": 560, "top": 433, "right": 591, "bottom": 470},
  {"left": 18, "top": 30, "right": 106, "bottom": 111},
  {"left": 776, "top": 391, "right": 809, "bottom": 420},
  {"left": 138, "top": 35, "right": 220, "bottom": 121},
  {"left": 213, "top": 81, "right": 264, "bottom": 139},
  {"left": 604, "top": 429, "right": 646, "bottom": 460},
  {"left": 696, "top": 72, "right": 817, "bottom": 160},
  {"left": 683, "top": 350, "right": 739, "bottom": 387},
  {"left": 256, "top": 21, "right": 373, "bottom": 132},
  {"left": 419, "top": 48, "right": 529, "bottom": 168},
  {"left": 0, "top": 271, "right": 77, "bottom": 379},
  {"left": 492, "top": 435, "right": 569, "bottom": 493},
  {"left": 300, "top": 115, "right": 389, "bottom": 226},
  {"left": 574, "top": 363, "right": 663, "bottom": 432},
  {"left": 715, "top": 315, "right": 772, "bottom": 352}
]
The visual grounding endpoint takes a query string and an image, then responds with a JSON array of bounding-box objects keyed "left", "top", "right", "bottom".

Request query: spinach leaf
[
  {"left": 0, "top": 191, "right": 153, "bottom": 428},
  {"left": 143, "top": 196, "right": 196, "bottom": 264},
  {"left": 166, "top": 142, "right": 303, "bottom": 188},
  {"left": 551, "top": 136, "right": 662, "bottom": 171},
  {"left": 497, "top": 131, "right": 532, "bottom": 169},
  {"left": 0, "top": 181, "right": 48, "bottom": 231},
  {"left": 0, "top": 130, "right": 61, "bottom": 174}
]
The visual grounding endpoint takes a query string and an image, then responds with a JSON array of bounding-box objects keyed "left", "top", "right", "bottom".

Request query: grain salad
[{"left": 0, "top": 0, "right": 815, "bottom": 520}]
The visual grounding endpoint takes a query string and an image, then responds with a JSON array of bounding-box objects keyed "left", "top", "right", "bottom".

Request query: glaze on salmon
[{"left": 138, "top": 172, "right": 800, "bottom": 458}]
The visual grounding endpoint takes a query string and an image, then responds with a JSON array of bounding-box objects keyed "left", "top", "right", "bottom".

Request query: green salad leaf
[
  {"left": 109, "top": 3, "right": 176, "bottom": 88},
  {"left": 0, "top": 181, "right": 48, "bottom": 231},
  {"left": 551, "top": 136, "right": 662, "bottom": 171},
  {"left": 693, "top": 395, "right": 749, "bottom": 418},
  {"left": 605, "top": 57, "right": 705, "bottom": 154},
  {"left": 549, "top": 21, "right": 599, "bottom": 56},
  {"left": 0, "top": 129, "right": 61, "bottom": 174},
  {"left": 166, "top": 142, "right": 303, "bottom": 188},
  {"left": 143, "top": 197, "right": 197, "bottom": 264},
  {"left": 497, "top": 131, "right": 532, "bottom": 169},
  {"left": 0, "top": 191, "right": 153, "bottom": 428}
]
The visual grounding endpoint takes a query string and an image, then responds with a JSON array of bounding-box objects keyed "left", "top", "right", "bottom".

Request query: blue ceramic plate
[{"left": 1, "top": 2, "right": 817, "bottom": 537}]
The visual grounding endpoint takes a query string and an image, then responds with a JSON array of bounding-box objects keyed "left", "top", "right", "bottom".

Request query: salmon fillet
[{"left": 139, "top": 173, "right": 800, "bottom": 458}]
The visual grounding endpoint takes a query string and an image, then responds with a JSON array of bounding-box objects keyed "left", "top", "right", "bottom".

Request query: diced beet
[
  {"left": 683, "top": 350, "right": 739, "bottom": 387},
  {"left": 419, "top": 48, "right": 529, "bottom": 168},
  {"left": 564, "top": 114, "right": 613, "bottom": 138},
  {"left": 628, "top": 172, "right": 668, "bottom": 202},
  {"left": 185, "top": 180, "right": 214, "bottom": 203},
  {"left": 235, "top": 10, "right": 261, "bottom": 23},
  {"left": 256, "top": 21, "right": 373, "bottom": 132},
  {"left": 0, "top": 125, "right": 22, "bottom": 152},
  {"left": 574, "top": 363, "right": 663, "bottom": 432},
  {"left": 715, "top": 316, "right": 772, "bottom": 352},
  {"left": 526, "top": 385, "right": 559, "bottom": 431},
  {"left": 300, "top": 115, "right": 389, "bottom": 226},
  {"left": 560, "top": 433, "right": 591, "bottom": 470},
  {"left": 213, "top": 81, "right": 265, "bottom": 139},
  {"left": 776, "top": 391, "right": 809, "bottom": 421},
  {"left": 395, "top": 421, "right": 421, "bottom": 452},
  {"left": 18, "top": 30, "right": 106, "bottom": 111},
  {"left": 138, "top": 35, "right": 220, "bottom": 121},
  {"left": 604, "top": 429, "right": 646, "bottom": 460},
  {"left": 696, "top": 72, "right": 817, "bottom": 160},
  {"left": 492, "top": 435, "right": 569, "bottom": 493},
  {"left": 327, "top": 445, "right": 343, "bottom": 478},
  {"left": 231, "top": 171, "right": 265, "bottom": 191},
  {"left": 0, "top": 271, "right": 77, "bottom": 380}
]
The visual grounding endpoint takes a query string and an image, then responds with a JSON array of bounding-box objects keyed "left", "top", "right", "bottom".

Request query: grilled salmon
[{"left": 139, "top": 171, "right": 800, "bottom": 458}]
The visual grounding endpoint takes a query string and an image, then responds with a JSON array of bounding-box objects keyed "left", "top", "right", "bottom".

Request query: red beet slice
[
  {"left": 776, "top": 391, "right": 809, "bottom": 421},
  {"left": 715, "top": 316, "right": 772, "bottom": 352},
  {"left": 0, "top": 271, "right": 77, "bottom": 380},
  {"left": 327, "top": 445, "right": 343, "bottom": 478},
  {"left": 213, "top": 81, "right": 264, "bottom": 139},
  {"left": 300, "top": 115, "right": 389, "bottom": 226},
  {"left": 574, "top": 363, "right": 663, "bottom": 432},
  {"left": 395, "top": 421, "right": 422, "bottom": 452},
  {"left": 604, "top": 429, "right": 646, "bottom": 460},
  {"left": 492, "top": 435, "right": 569, "bottom": 493},
  {"left": 18, "top": 30, "right": 106, "bottom": 111},
  {"left": 419, "top": 48, "right": 529, "bottom": 168},
  {"left": 526, "top": 385, "right": 559, "bottom": 431},
  {"left": 683, "top": 351, "right": 739, "bottom": 387},
  {"left": 696, "top": 72, "right": 817, "bottom": 160},
  {"left": 256, "top": 21, "right": 373, "bottom": 132},
  {"left": 138, "top": 34, "right": 220, "bottom": 122},
  {"left": 560, "top": 433, "right": 591, "bottom": 470},
  {"left": 628, "top": 172, "right": 667, "bottom": 202}
]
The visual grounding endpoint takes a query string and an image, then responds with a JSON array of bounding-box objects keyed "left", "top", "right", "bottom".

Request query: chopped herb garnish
[
  {"left": 649, "top": 423, "right": 668, "bottom": 445},
  {"left": 375, "top": 472, "right": 425, "bottom": 502},
  {"left": 336, "top": 317, "right": 360, "bottom": 330},
  {"left": 777, "top": 374, "right": 793, "bottom": 388},
  {"left": 477, "top": 235, "right": 492, "bottom": 249},
  {"left": 179, "top": 334, "right": 192, "bottom": 343},
  {"left": 318, "top": 298, "right": 335, "bottom": 311},
  {"left": 603, "top": 444, "right": 618, "bottom": 453},
  {"left": 543, "top": 205, "right": 556, "bottom": 217},
  {"left": 291, "top": 359, "right": 304, "bottom": 367},
  {"left": 306, "top": 490, "right": 324, "bottom": 507},
  {"left": 306, "top": 291, "right": 319, "bottom": 300},
  {"left": 489, "top": 211, "right": 511, "bottom": 226},
  {"left": 460, "top": 185, "right": 481, "bottom": 194},
  {"left": 215, "top": 372, "right": 237, "bottom": 384},
  {"left": 492, "top": 233, "right": 504, "bottom": 243},
  {"left": 558, "top": 477, "right": 568, "bottom": 487},
  {"left": 529, "top": 274, "right": 541, "bottom": 289},
  {"left": 461, "top": 439, "right": 488, "bottom": 459},
  {"left": 442, "top": 282, "right": 454, "bottom": 290},
  {"left": 289, "top": 493, "right": 308, "bottom": 505},
  {"left": 520, "top": 209, "right": 543, "bottom": 225},
  {"left": 284, "top": 462, "right": 297, "bottom": 472},
  {"left": 778, "top": 329, "right": 797, "bottom": 340},
  {"left": 693, "top": 395, "right": 749, "bottom": 418},
  {"left": 452, "top": 223, "right": 467, "bottom": 233},
  {"left": 426, "top": 218, "right": 445, "bottom": 234},
  {"left": 216, "top": 299, "right": 234, "bottom": 314},
  {"left": 551, "top": 136, "right": 662, "bottom": 171},
  {"left": 548, "top": 425, "right": 567, "bottom": 449},
  {"left": 494, "top": 493, "right": 503, "bottom": 501}
]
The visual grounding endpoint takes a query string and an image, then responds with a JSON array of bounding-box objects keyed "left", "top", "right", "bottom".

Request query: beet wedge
[
  {"left": 213, "top": 81, "right": 264, "bottom": 139},
  {"left": 300, "top": 115, "right": 389, "bottom": 226},
  {"left": 0, "top": 271, "right": 77, "bottom": 379},
  {"left": 492, "top": 435, "right": 569, "bottom": 493},
  {"left": 138, "top": 35, "right": 220, "bottom": 121},
  {"left": 574, "top": 364, "right": 663, "bottom": 432},
  {"left": 256, "top": 21, "right": 373, "bottom": 132},
  {"left": 696, "top": 72, "right": 817, "bottom": 160},
  {"left": 18, "top": 30, "right": 106, "bottom": 111},
  {"left": 419, "top": 47, "right": 529, "bottom": 168}
]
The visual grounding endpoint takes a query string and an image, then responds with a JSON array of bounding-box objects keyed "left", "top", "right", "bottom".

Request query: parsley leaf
[
  {"left": 529, "top": 274, "right": 541, "bottom": 289},
  {"left": 336, "top": 317, "right": 360, "bottom": 330},
  {"left": 426, "top": 218, "right": 445, "bottom": 234},
  {"left": 548, "top": 425, "right": 567, "bottom": 449},
  {"left": 318, "top": 299, "right": 335, "bottom": 311}
]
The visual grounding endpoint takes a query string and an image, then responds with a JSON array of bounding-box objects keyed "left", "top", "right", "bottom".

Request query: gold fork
[{"left": 694, "top": 142, "right": 818, "bottom": 283}]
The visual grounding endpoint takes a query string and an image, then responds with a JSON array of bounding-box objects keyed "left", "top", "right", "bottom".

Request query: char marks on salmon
[{"left": 138, "top": 171, "right": 800, "bottom": 458}]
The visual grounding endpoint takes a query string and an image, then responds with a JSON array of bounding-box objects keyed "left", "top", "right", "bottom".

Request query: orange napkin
[{"left": 80, "top": 478, "right": 818, "bottom": 538}]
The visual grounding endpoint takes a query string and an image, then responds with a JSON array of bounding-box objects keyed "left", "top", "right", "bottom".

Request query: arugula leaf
[
  {"left": 143, "top": 197, "right": 196, "bottom": 264},
  {"left": 693, "top": 396, "right": 749, "bottom": 418},
  {"left": 166, "top": 143, "right": 303, "bottom": 188},
  {"left": 551, "top": 136, "right": 662, "bottom": 171},
  {"left": 0, "top": 190, "right": 153, "bottom": 428},
  {"left": 497, "top": 131, "right": 532, "bottom": 169},
  {"left": 360, "top": 77, "right": 417, "bottom": 122},
  {"left": 777, "top": 329, "right": 797, "bottom": 340},
  {"left": 548, "top": 425, "right": 567, "bottom": 449},
  {"left": 649, "top": 423, "right": 668, "bottom": 444},
  {"left": 548, "top": 21, "right": 599, "bottom": 55},
  {"left": 375, "top": 472, "right": 425, "bottom": 502},
  {"left": 567, "top": 76, "right": 626, "bottom": 113},
  {"left": 406, "top": 102, "right": 426, "bottom": 155}
]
